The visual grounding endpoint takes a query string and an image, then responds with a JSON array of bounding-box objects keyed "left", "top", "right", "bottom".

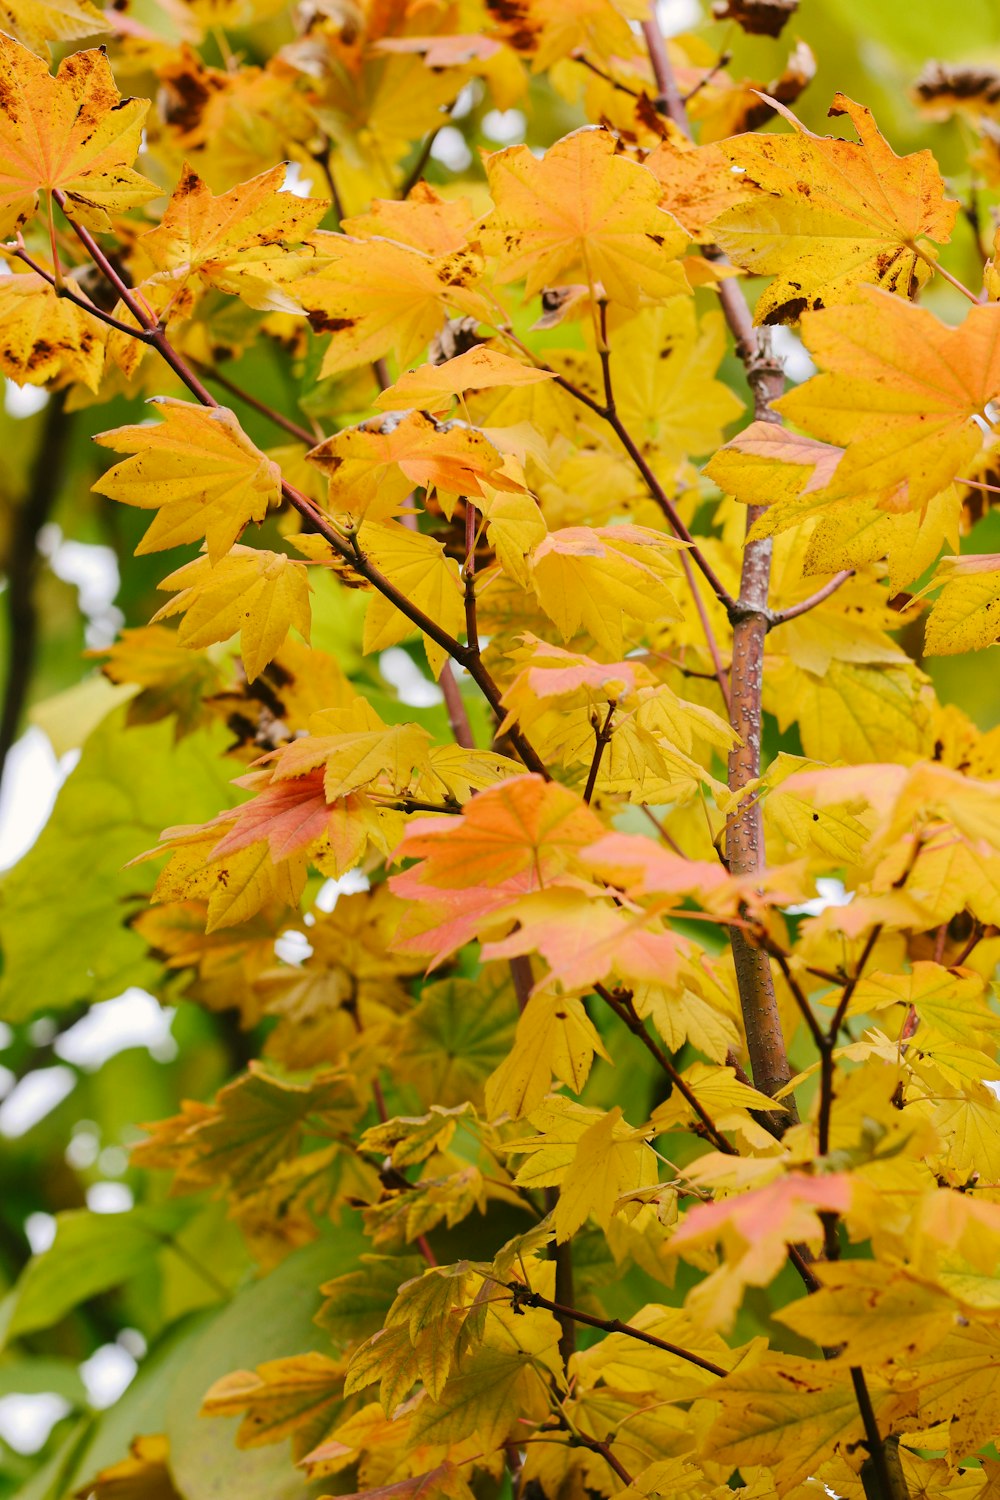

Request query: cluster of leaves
[{"left": 8, "top": 0, "right": 1000, "bottom": 1499}]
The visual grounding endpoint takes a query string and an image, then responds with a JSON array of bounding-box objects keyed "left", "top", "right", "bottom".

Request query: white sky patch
[
  {"left": 0, "top": 1393, "right": 71, "bottom": 1454},
  {"left": 38, "top": 526, "right": 123, "bottom": 648},
  {"left": 430, "top": 126, "right": 473, "bottom": 173},
  {"left": 54, "top": 990, "right": 177, "bottom": 1070},
  {"left": 66, "top": 1121, "right": 101, "bottom": 1170},
  {"left": 4, "top": 380, "right": 48, "bottom": 419},
  {"left": 282, "top": 162, "right": 314, "bottom": 197},
  {"left": 0, "top": 728, "right": 79, "bottom": 871},
  {"left": 24, "top": 1211, "right": 57, "bottom": 1254},
  {"left": 86, "top": 1181, "right": 134, "bottom": 1214},
  {"left": 654, "top": 0, "right": 702, "bottom": 36},
  {"left": 79, "top": 1343, "right": 137, "bottom": 1409},
  {"left": 313, "top": 868, "right": 370, "bottom": 915},
  {"left": 0, "top": 1066, "right": 76, "bottom": 1137},
  {"left": 482, "top": 108, "right": 526, "bottom": 144},
  {"left": 380, "top": 646, "right": 443, "bottom": 707},
  {"left": 771, "top": 325, "right": 817, "bottom": 385},
  {"left": 274, "top": 928, "right": 313, "bottom": 964},
  {"left": 786, "top": 877, "right": 853, "bottom": 918}
]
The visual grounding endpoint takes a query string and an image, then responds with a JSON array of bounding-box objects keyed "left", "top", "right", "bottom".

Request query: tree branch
[
  {"left": 0, "top": 392, "right": 71, "bottom": 784},
  {"left": 593, "top": 984, "right": 737, "bottom": 1154},
  {"left": 62, "top": 198, "right": 550, "bottom": 779},
  {"left": 582, "top": 702, "right": 615, "bottom": 803},
  {"left": 507, "top": 1280, "right": 727, "bottom": 1378},
  {"left": 770, "top": 571, "right": 854, "bottom": 627}
]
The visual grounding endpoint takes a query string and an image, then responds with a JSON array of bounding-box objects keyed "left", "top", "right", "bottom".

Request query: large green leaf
[
  {"left": 0, "top": 1202, "right": 195, "bottom": 1342},
  {"left": 166, "top": 1227, "right": 365, "bottom": 1500},
  {"left": 0, "top": 710, "right": 238, "bottom": 1020}
]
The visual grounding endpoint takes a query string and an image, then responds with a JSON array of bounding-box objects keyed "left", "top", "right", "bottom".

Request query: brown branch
[
  {"left": 816, "top": 925, "right": 882, "bottom": 1163},
  {"left": 582, "top": 702, "right": 615, "bottom": 803},
  {"left": 439, "top": 664, "right": 475, "bottom": 749},
  {"left": 508, "top": 1280, "right": 728, "bottom": 1378},
  {"left": 593, "top": 984, "right": 737, "bottom": 1154},
  {"left": 190, "top": 360, "right": 319, "bottom": 447},
  {"left": 853, "top": 1369, "right": 908, "bottom": 1500},
  {"left": 566, "top": 1430, "right": 634, "bottom": 1487},
  {"left": 770, "top": 571, "right": 854, "bottom": 628},
  {"left": 0, "top": 392, "right": 71, "bottom": 784},
  {"left": 11, "top": 245, "right": 154, "bottom": 340},
  {"left": 63, "top": 200, "right": 550, "bottom": 779}
]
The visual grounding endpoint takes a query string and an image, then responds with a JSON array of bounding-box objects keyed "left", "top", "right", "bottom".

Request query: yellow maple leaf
[
  {"left": 297, "top": 232, "right": 493, "bottom": 379},
  {"left": 0, "top": 263, "right": 106, "bottom": 390},
  {"left": 358, "top": 520, "right": 465, "bottom": 673},
  {"left": 529, "top": 524, "right": 685, "bottom": 655},
  {"left": 480, "top": 128, "right": 689, "bottom": 308},
  {"left": 375, "top": 347, "right": 556, "bottom": 412},
  {"left": 922, "top": 553, "right": 1000, "bottom": 655},
  {"left": 485, "top": 990, "right": 611, "bottom": 1120},
  {"left": 772, "top": 290, "right": 1000, "bottom": 511},
  {"left": 201, "top": 1351, "right": 347, "bottom": 1457},
  {"left": 553, "top": 1105, "right": 659, "bottom": 1241},
  {"left": 0, "top": 36, "right": 158, "bottom": 236},
  {"left": 709, "top": 93, "right": 957, "bottom": 323},
  {"left": 136, "top": 162, "right": 329, "bottom": 322},
  {"left": 94, "top": 400, "right": 284, "bottom": 563},
  {"left": 152, "top": 546, "right": 311, "bottom": 683},
  {"left": 0, "top": 0, "right": 107, "bottom": 57},
  {"left": 773, "top": 1261, "right": 960, "bottom": 1367}
]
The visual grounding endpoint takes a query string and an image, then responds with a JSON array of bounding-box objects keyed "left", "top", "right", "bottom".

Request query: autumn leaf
[
  {"left": 480, "top": 128, "right": 689, "bottom": 307},
  {"left": 771, "top": 291, "right": 1000, "bottom": 513},
  {"left": 375, "top": 347, "right": 555, "bottom": 412},
  {"left": 94, "top": 401, "right": 284, "bottom": 563},
  {"left": 0, "top": 36, "right": 158, "bottom": 235},
  {"left": 297, "top": 231, "right": 492, "bottom": 378},
  {"left": 0, "top": 263, "right": 106, "bottom": 390},
  {"left": 922, "top": 553, "right": 1000, "bottom": 655},
  {"left": 485, "top": 990, "right": 611, "bottom": 1120},
  {"left": 668, "top": 1174, "right": 853, "bottom": 1330},
  {"left": 136, "top": 162, "right": 329, "bottom": 322},
  {"left": 201, "top": 1352, "right": 347, "bottom": 1457},
  {"left": 1, "top": 0, "right": 107, "bottom": 57},
  {"left": 709, "top": 93, "right": 957, "bottom": 323},
  {"left": 151, "top": 546, "right": 311, "bottom": 682},
  {"left": 529, "top": 524, "right": 686, "bottom": 656}
]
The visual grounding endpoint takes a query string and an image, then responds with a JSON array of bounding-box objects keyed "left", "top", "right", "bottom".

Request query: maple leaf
[
  {"left": 529, "top": 524, "right": 686, "bottom": 656},
  {"left": 94, "top": 401, "right": 283, "bottom": 563},
  {"left": 708, "top": 93, "right": 957, "bottom": 323},
  {"left": 553, "top": 1105, "right": 659, "bottom": 1241},
  {"left": 485, "top": 990, "right": 611, "bottom": 1120},
  {"left": 0, "top": 0, "right": 107, "bottom": 56},
  {"left": 0, "top": 36, "right": 158, "bottom": 236},
  {"left": 96, "top": 625, "right": 226, "bottom": 739},
  {"left": 151, "top": 546, "right": 311, "bottom": 683},
  {"left": 136, "top": 162, "right": 329, "bottom": 322},
  {"left": 201, "top": 1352, "right": 347, "bottom": 1458},
  {"left": 773, "top": 1261, "right": 960, "bottom": 1367},
  {"left": 318, "top": 1464, "right": 476, "bottom": 1500},
  {"left": 480, "top": 128, "right": 689, "bottom": 307},
  {"left": 375, "top": 347, "right": 555, "bottom": 412},
  {"left": 770, "top": 291, "right": 1000, "bottom": 513},
  {"left": 922, "top": 554, "right": 1000, "bottom": 655},
  {"left": 308, "top": 412, "right": 523, "bottom": 525},
  {"left": 73, "top": 1434, "right": 179, "bottom": 1500},
  {"left": 702, "top": 1353, "right": 913, "bottom": 1492},
  {"left": 297, "top": 231, "right": 492, "bottom": 379},
  {"left": 0, "top": 263, "right": 106, "bottom": 390},
  {"left": 668, "top": 1174, "right": 853, "bottom": 1330}
]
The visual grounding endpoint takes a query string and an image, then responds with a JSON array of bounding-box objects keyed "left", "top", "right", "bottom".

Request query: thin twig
[
  {"left": 10, "top": 244, "right": 154, "bottom": 340},
  {"left": 770, "top": 571, "right": 854, "bottom": 627},
  {"left": 190, "top": 360, "right": 318, "bottom": 446},
  {"left": 508, "top": 1281, "right": 727, "bottom": 1377},
  {"left": 583, "top": 702, "right": 616, "bottom": 803},
  {"left": 594, "top": 984, "right": 737, "bottom": 1154}
]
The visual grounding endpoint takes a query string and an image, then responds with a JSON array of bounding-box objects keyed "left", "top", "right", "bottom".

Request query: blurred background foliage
[{"left": 3, "top": 0, "right": 1000, "bottom": 1492}]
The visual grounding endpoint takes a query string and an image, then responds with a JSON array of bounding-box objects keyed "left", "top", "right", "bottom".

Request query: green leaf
[
  {"left": 1, "top": 1203, "right": 195, "bottom": 1342},
  {"left": 0, "top": 710, "right": 239, "bottom": 1020}
]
